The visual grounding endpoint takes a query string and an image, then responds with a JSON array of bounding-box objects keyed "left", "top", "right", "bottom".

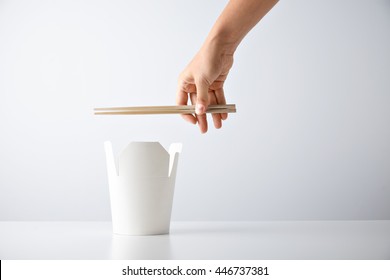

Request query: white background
[{"left": 0, "top": 0, "right": 389, "bottom": 221}]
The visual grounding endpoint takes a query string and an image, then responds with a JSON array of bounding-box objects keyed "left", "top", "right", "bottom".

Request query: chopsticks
[{"left": 94, "top": 104, "right": 236, "bottom": 115}]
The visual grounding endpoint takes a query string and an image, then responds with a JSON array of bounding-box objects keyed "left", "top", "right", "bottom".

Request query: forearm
[{"left": 204, "top": 0, "right": 278, "bottom": 54}]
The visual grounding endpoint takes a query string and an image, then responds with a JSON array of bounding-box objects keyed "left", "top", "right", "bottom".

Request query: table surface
[{"left": 0, "top": 221, "right": 389, "bottom": 260}]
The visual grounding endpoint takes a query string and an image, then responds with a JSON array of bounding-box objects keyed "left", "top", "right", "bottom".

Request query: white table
[{"left": 0, "top": 221, "right": 389, "bottom": 259}]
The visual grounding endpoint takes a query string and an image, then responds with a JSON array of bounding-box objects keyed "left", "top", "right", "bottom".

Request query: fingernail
[{"left": 195, "top": 104, "right": 205, "bottom": 115}]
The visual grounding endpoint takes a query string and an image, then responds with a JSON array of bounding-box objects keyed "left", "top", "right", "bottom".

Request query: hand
[
  {"left": 176, "top": 0, "right": 278, "bottom": 133},
  {"left": 176, "top": 41, "right": 234, "bottom": 133}
]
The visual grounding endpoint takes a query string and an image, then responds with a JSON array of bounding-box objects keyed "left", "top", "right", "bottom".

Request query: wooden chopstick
[
  {"left": 94, "top": 104, "right": 235, "bottom": 111},
  {"left": 94, "top": 104, "right": 236, "bottom": 115}
]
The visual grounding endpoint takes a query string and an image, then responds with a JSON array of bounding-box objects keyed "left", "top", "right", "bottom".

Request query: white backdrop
[{"left": 0, "top": 0, "right": 389, "bottom": 221}]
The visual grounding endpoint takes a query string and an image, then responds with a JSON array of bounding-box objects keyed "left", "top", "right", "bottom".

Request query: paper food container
[{"left": 104, "top": 141, "right": 182, "bottom": 235}]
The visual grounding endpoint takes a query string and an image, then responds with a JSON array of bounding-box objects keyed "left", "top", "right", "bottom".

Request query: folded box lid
[{"left": 118, "top": 142, "right": 169, "bottom": 177}]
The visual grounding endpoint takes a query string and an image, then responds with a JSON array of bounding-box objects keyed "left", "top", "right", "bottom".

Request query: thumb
[{"left": 195, "top": 79, "right": 209, "bottom": 115}]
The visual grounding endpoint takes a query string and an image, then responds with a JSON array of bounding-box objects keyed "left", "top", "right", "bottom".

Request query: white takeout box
[{"left": 104, "top": 141, "right": 182, "bottom": 235}]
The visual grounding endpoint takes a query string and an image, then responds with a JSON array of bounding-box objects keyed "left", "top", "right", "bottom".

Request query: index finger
[{"left": 176, "top": 86, "right": 197, "bottom": 124}]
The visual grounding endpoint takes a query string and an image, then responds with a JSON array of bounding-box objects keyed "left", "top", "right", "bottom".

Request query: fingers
[
  {"left": 176, "top": 83, "right": 197, "bottom": 125},
  {"left": 209, "top": 91, "right": 222, "bottom": 129},
  {"left": 177, "top": 75, "right": 228, "bottom": 133},
  {"left": 194, "top": 78, "right": 210, "bottom": 115},
  {"left": 190, "top": 92, "right": 208, "bottom": 133},
  {"left": 215, "top": 88, "right": 228, "bottom": 120}
]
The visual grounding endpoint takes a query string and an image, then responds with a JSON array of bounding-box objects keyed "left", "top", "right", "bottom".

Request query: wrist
[{"left": 204, "top": 30, "right": 239, "bottom": 56}]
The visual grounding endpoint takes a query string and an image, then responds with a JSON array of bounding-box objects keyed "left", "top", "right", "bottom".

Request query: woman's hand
[
  {"left": 176, "top": 40, "right": 234, "bottom": 133},
  {"left": 176, "top": 0, "right": 278, "bottom": 133}
]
